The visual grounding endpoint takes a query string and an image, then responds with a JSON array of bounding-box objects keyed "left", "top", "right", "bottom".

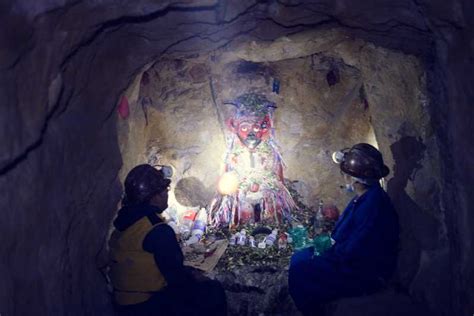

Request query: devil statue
[{"left": 209, "top": 93, "right": 297, "bottom": 228}]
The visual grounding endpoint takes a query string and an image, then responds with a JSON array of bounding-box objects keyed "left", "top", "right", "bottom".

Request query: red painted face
[{"left": 234, "top": 115, "right": 271, "bottom": 149}]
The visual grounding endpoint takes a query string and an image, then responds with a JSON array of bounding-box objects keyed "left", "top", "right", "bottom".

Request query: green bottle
[
  {"left": 313, "top": 234, "right": 332, "bottom": 256},
  {"left": 289, "top": 225, "right": 309, "bottom": 251}
]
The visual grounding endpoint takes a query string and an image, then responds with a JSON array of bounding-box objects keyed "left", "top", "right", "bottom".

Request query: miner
[
  {"left": 288, "top": 143, "right": 399, "bottom": 315},
  {"left": 109, "top": 164, "right": 227, "bottom": 315},
  {"left": 209, "top": 93, "right": 296, "bottom": 228}
]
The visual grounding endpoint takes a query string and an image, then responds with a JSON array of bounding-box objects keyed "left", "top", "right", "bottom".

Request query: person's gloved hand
[{"left": 290, "top": 247, "right": 314, "bottom": 267}]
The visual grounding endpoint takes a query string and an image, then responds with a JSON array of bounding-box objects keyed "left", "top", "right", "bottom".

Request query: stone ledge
[
  {"left": 210, "top": 266, "right": 431, "bottom": 316},
  {"left": 329, "top": 288, "right": 432, "bottom": 316}
]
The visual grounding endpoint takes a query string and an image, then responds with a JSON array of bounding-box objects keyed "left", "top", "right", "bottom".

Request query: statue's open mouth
[{"left": 242, "top": 135, "right": 261, "bottom": 149}]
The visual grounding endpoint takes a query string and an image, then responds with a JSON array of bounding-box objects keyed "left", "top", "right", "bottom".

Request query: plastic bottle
[
  {"left": 237, "top": 229, "right": 247, "bottom": 246},
  {"left": 233, "top": 232, "right": 241, "bottom": 246},
  {"left": 191, "top": 208, "right": 207, "bottom": 240},
  {"left": 314, "top": 200, "right": 324, "bottom": 236},
  {"left": 318, "top": 200, "right": 324, "bottom": 220},
  {"left": 278, "top": 233, "right": 288, "bottom": 249},
  {"left": 229, "top": 233, "right": 237, "bottom": 245},
  {"left": 249, "top": 236, "right": 256, "bottom": 247},
  {"left": 180, "top": 209, "right": 197, "bottom": 239},
  {"left": 289, "top": 225, "right": 308, "bottom": 250},
  {"left": 265, "top": 229, "right": 278, "bottom": 246},
  {"left": 179, "top": 225, "right": 191, "bottom": 239},
  {"left": 163, "top": 207, "right": 178, "bottom": 222},
  {"left": 313, "top": 233, "right": 332, "bottom": 256},
  {"left": 167, "top": 219, "right": 179, "bottom": 235}
]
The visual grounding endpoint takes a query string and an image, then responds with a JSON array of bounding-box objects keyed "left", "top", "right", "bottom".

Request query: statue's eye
[
  {"left": 253, "top": 126, "right": 260, "bottom": 132},
  {"left": 241, "top": 126, "right": 248, "bottom": 132}
]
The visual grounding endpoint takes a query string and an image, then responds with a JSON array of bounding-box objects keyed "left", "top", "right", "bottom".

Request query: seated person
[
  {"left": 109, "top": 164, "right": 227, "bottom": 316},
  {"left": 288, "top": 143, "right": 399, "bottom": 316}
]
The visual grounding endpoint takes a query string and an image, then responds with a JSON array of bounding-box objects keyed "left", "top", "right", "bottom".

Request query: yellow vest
[{"left": 109, "top": 214, "right": 167, "bottom": 305}]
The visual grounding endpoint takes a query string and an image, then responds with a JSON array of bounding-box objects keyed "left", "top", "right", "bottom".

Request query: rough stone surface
[
  {"left": 209, "top": 266, "right": 301, "bottom": 316},
  {"left": 329, "top": 289, "right": 432, "bottom": 316},
  {"left": 210, "top": 266, "right": 432, "bottom": 316},
  {"left": 121, "top": 35, "right": 378, "bottom": 213},
  {"left": 0, "top": 1, "right": 473, "bottom": 315}
]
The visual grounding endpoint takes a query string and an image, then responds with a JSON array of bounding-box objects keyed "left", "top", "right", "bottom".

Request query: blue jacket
[
  {"left": 325, "top": 184, "right": 399, "bottom": 280},
  {"left": 289, "top": 184, "right": 399, "bottom": 311}
]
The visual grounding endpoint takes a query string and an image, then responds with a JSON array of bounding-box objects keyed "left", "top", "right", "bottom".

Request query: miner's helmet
[
  {"left": 332, "top": 143, "right": 389, "bottom": 179},
  {"left": 124, "top": 164, "right": 171, "bottom": 205}
]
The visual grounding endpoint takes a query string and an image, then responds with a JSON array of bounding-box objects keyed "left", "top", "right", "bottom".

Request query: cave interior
[{"left": 1, "top": 1, "right": 473, "bottom": 316}]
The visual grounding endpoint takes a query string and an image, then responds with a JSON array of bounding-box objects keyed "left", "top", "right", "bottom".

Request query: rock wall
[
  {"left": 119, "top": 29, "right": 447, "bottom": 314},
  {"left": 0, "top": 1, "right": 472, "bottom": 315},
  {"left": 120, "top": 37, "right": 376, "bottom": 212}
]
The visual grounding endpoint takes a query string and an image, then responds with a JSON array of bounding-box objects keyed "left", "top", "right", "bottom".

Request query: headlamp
[
  {"left": 331, "top": 151, "right": 345, "bottom": 164},
  {"left": 155, "top": 164, "right": 173, "bottom": 179}
]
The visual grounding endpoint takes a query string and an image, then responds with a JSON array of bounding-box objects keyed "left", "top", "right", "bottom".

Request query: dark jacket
[
  {"left": 326, "top": 184, "right": 399, "bottom": 280},
  {"left": 113, "top": 203, "right": 190, "bottom": 288},
  {"left": 289, "top": 184, "right": 399, "bottom": 312},
  {"left": 112, "top": 204, "right": 228, "bottom": 316}
]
